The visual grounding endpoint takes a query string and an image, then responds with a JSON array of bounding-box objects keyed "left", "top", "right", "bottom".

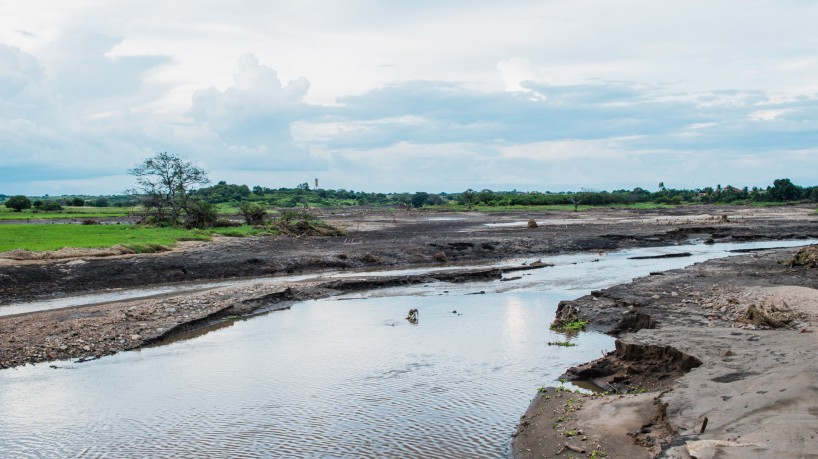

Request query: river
[{"left": 0, "top": 240, "right": 812, "bottom": 458}]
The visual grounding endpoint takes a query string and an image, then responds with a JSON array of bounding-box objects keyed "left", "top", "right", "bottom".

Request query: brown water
[{"left": 0, "top": 240, "right": 812, "bottom": 458}]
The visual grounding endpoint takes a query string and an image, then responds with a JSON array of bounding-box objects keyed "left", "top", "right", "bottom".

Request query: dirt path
[{"left": 512, "top": 246, "right": 818, "bottom": 458}]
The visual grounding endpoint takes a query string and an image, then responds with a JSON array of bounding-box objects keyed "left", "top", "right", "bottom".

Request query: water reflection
[{"left": 0, "top": 239, "right": 815, "bottom": 457}]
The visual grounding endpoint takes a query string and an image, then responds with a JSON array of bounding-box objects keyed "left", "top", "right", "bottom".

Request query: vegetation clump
[
  {"left": 238, "top": 202, "right": 269, "bottom": 225},
  {"left": 788, "top": 245, "right": 818, "bottom": 268},
  {"left": 547, "top": 341, "right": 578, "bottom": 347},
  {"left": 550, "top": 319, "right": 589, "bottom": 332},
  {"left": 273, "top": 210, "right": 345, "bottom": 237}
]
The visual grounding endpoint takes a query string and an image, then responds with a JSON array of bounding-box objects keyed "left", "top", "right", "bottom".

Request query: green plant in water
[
  {"left": 547, "top": 340, "right": 578, "bottom": 347},
  {"left": 550, "top": 319, "right": 589, "bottom": 331}
]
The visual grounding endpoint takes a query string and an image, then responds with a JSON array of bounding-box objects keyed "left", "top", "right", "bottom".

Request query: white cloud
[{"left": 2, "top": 1, "right": 818, "bottom": 195}]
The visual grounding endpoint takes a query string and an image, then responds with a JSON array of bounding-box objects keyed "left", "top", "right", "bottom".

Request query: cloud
[
  {"left": 0, "top": 44, "right": 51, "bottom": 114},
  {"left": 187, "top": 54, "right": 320, "bottom": 171},
  {"left": 0, "top": 40, "right": 170, "bottom": 194},
  {"left": 2, "top": 0, "right": 818, "bottom": 195},
  {"left": 45, "top": 30, "right": 171, "bottom": 104}
]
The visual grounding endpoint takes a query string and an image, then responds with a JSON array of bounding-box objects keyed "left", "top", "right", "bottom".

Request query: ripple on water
[{"left": 4, "top": 240, "right": 814, "bottom": 458}]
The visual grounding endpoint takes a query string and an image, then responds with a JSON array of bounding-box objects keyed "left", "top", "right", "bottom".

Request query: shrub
[
  {"left": 184, "top": 200, "right": 218, "bottom": 229},
  {"left": 238, "top": 202, "right": 268, "bottom": 225},
  {"left": 42, "top": 201, "right": 63, "bottom": 212}
]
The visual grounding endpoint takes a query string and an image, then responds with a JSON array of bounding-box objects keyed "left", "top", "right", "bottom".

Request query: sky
[{"left": 1, "top": 0, "right": 817, "bottom": 195}]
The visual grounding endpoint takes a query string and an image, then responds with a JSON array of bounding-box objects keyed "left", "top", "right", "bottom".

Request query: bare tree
[{"left": 129, "top": 152, "right": 210, "bottom": 226}]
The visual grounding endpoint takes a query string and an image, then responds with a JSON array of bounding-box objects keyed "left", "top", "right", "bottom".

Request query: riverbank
[
  {"left": 512, "top": 246, "right": 818, "bottom": 458},
  {"left": 2, "top": 205, "right": 816, "bottom": 305},
  {"left": 2, "top": 205, "right": 818, "bottom": 455},
  {"left": 0, "top": 206, "right": 816, "bottom": 366},
  {"left": 0, "top": 265, "right": 539, "bottom": 369}
]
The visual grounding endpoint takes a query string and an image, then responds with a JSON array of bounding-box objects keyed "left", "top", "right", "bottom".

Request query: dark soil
[{"left": 2, "top": 206, "right": 816, "bottom": 305}]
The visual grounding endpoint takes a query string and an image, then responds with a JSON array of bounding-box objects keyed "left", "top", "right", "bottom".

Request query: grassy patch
[
  {"left": 0, "top": 224, "right": 275, "bottom": 253},
  {"left": 0, "top": 206, "right": 133, "bottom": 220},
  {"left": 0, "top": 224, "right": 212, "bottom": 253}
]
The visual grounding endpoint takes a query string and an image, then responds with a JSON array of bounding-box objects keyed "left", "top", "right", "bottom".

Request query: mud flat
[
  {"left": 0, "top": 205, "right": 816, "bottom": 368},
  {"left": 512, "top": 246, "right": 818, "bottom": 458},
  {"left": 2, "top": 205, "right": 817, "bottom": 304}
]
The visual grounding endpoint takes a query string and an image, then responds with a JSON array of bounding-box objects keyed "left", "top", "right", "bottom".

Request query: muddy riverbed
[
  {"left": 2, "top": 205, "right": 816, "bottom": 305},
  {"left": 1, "top": 205, "right": 818, "bottom": 457},
  {"left": 2, "top": 240, "right": 812, "bottom": 458}
]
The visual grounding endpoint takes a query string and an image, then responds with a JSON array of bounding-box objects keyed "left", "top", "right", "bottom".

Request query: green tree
[
  {"left": 461, "top": 189, "right": 475, "bottom": 209},
  {"left": 4, "top": 195, "right": 31, "bottom": 212},
  {"left": 411, "top": 192, "right": 429, "bottom": 208},
  {"left": 129, "top": 152, "right": 210, "bottom": 226},
  {"left": 768, "top": 178, "right": 801, "bottom": 202}
]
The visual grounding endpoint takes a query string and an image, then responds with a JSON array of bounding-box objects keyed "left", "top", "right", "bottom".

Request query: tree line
[{"left": 3, "top": 153, "right": 816, "bottom": 226}]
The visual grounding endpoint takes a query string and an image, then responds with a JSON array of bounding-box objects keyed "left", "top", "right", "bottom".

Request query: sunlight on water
[{"left": 0, "top": 239, "right": 813, "bottom": 457}]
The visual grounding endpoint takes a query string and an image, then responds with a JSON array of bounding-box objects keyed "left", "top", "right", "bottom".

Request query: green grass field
[
  {"left": 0, "top": 206, "right": 133, "bottom": 220},
  {"left": 0, "top": 224, "right": 272, "bottom": 253}
]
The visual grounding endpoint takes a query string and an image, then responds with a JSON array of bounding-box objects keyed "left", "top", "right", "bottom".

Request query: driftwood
[{"left": 557, "top": 444, "right": 586, "bottom": 454}]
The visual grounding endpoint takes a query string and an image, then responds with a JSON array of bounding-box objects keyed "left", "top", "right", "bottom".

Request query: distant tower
[{"left": 314, "top": 178, "right": 319, "bottom": 189}]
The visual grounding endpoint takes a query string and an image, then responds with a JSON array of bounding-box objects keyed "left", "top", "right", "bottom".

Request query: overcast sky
[{"left": 1, "top": 1, "right": 817, "bottom": 195}]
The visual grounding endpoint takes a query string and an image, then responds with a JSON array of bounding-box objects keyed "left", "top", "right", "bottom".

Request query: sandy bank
[{"left": 512, "top": 247, "right": 818, "bottom": 458}]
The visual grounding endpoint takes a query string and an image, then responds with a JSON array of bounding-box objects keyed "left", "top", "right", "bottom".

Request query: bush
[
  {"left": 184, "top": 200, "right": 218, "bottom": 229},
  {"left": 238, "top": 202, "right": 268, "bottom": 225},
  {"left": 4, "top": 195, "right": 31, "bottom": 212},
  {"left": 42, "top": 201, "right": 63, "bottom": 212}
]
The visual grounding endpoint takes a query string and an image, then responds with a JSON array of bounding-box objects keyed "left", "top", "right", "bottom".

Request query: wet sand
[{"left": 512, "top": 247, "right": 818, "bottom": 458}]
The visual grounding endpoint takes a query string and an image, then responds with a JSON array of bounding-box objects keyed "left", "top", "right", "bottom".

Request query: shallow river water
[{"left": 0, "top": 240, "right": 812, "bottom": 458}]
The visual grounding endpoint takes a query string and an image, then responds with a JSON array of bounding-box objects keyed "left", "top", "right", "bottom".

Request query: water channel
[{"left": 0, "top": 240, "right": 812, "bottom": 458}]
